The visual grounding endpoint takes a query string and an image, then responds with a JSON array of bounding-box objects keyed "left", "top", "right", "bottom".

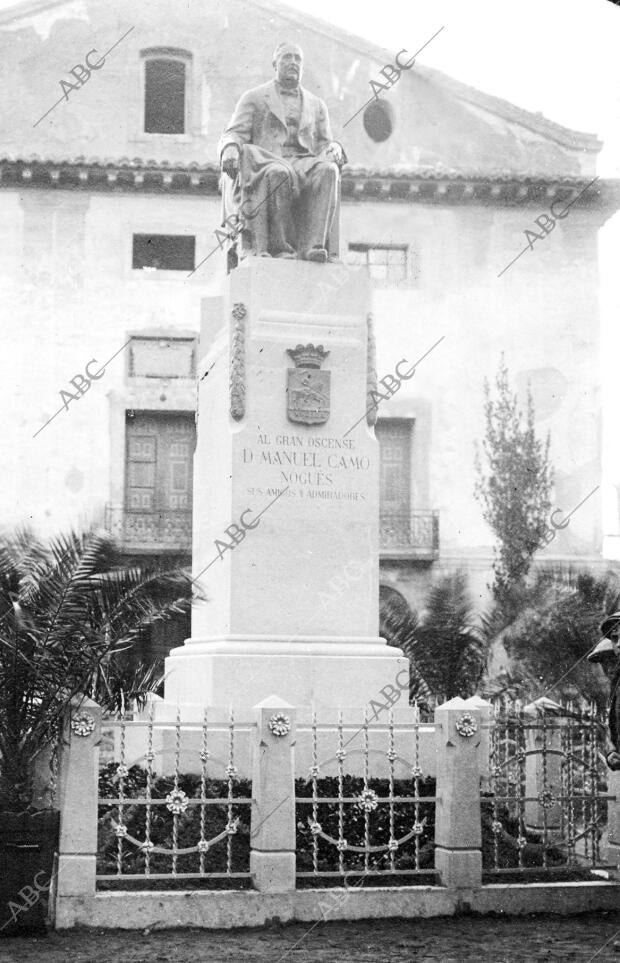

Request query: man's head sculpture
[{"left": 272, "top": 42, "right": 304, "bottom": 87}]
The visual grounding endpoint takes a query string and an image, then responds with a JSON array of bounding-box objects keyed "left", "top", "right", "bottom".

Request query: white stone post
[
  {"left": 605, "top": 769, "right": 620, "bottom": 878},
  {"left": 55, "top": 697, "right": 102, "bottom": 903},
  {"left": 467, "top": 695, "right": 492, "bottom": 793},
  {"left": 250, "top": 696, "right": 296, "bottom": 893},
  {"left": 434, "top": 697, "right": 485, "bottom": 889}
]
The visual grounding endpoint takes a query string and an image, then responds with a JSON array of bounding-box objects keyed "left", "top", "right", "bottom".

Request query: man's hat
[
  {"left": 587, "top": 637, "right": 619, "bottom": 663},
  {"left": 600, "top": 611, "right": 620, "bottom": 639}
]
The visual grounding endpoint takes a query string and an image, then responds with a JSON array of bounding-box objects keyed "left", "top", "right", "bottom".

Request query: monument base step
[{"left": 164, "top": 636, "right": 407, "bottom": 709}]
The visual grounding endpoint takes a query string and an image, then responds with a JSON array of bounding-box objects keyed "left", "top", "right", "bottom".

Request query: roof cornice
[
  {"left": 2, "top": 156, "right": 618, "bottom": 211},
  {"left": 0, "top": 0, "right": 69, "bottom": 26}
]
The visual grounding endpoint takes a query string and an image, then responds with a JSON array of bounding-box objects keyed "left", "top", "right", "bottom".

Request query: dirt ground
[{"left": 1, "top": 913, "right": 620, "bottom": 963}]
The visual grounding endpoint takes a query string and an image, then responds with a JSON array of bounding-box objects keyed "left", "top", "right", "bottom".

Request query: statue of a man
[{"left": 218, "top": 43, "right": 346, "bottom": 262}]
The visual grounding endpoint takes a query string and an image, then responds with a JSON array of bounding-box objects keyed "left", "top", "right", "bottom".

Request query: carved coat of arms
[{"left": 286, "top": 343, "right": 330, "bottom": 425}]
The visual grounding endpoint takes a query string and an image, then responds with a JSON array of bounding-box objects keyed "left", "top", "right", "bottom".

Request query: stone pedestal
[
  {"left": 434, "top": 697, "right": 486, "bottom": 889},
  {"left": 164, "top": 258, "right": 404, "bottom": 711}
]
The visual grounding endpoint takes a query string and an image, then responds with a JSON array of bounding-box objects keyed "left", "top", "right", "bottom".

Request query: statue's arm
[
  {"left": 318, "top": 98, "right": 347, "bottom": 167},
  {"left": 317, "top": 100, "right": 348, "bottom": 167},
  {"left": 218, "top": 91, "right": 255, "bottom": 165},
  {"left": 316, "top": 98, "right": 333, "bottom": 151}
]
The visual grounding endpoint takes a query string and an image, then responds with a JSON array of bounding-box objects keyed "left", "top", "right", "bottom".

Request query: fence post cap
[
  {"left": 435, "top": 696, "right": 470, "bottom": 711},
  {"left": 463, "top": 696, "right": 492, "bottom": 709},
  {"left": 70, "top": 694, "right": 101, "bottom": 711},
  {"left": 253, "top": 695, "right": 295, "bottom": 710}
]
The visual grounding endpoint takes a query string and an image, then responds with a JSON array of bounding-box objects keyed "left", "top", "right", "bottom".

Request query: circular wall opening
[{"left": 363, "top": 99, "right": 395, "bottom": 142}]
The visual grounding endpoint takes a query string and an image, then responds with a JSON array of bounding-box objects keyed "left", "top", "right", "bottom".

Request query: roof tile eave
[{"left": 2, "top": 154, "right": 616, "bottom": 186}]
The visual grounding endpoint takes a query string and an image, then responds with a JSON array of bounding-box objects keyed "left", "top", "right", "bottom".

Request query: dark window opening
[
  {"left": 348, "top": 243, "right": 408, "bottom": 285},
  {"left": 376, "top": 420, "right": 412, "bottom": 518},
  {"left": 133, "top": 234, "right": 195, "bottom": 272},
  {"left": 144, "top": 58, "right": 186, "bottom": 134},
  {"left": 363, "top": 100, "right": 394, "bottom": 142}
]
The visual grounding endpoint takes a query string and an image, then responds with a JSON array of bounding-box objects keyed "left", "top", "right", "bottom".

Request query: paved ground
[{"left": 1, "top": 914, "right": 620, "bottom": 963}]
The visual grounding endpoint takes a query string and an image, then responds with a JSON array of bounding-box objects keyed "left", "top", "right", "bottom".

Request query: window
[
  {"left": 122, "top": 412, "right": 195, "bottom": 549},
  {"left": 144, "top": 57, "right": 186, "bottom": 134},
  {"left": 363, "top": 99, "right": 395, "bottom": 142},
  {"left": 132, "top": 234, "right": 195, "bottom": 272},
  {"left": 348, "top": 243, "right": 408, "bottom": 285},
  {"left": 376, "top": 420, "right": 412, "bottom": 518}
]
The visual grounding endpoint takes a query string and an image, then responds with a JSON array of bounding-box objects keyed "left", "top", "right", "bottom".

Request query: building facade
[{"left": 2, "top": 0, "right": 619, "bottom": 656}]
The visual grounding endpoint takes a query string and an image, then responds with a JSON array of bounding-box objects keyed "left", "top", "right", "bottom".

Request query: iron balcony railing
[
  {"left": 379, "top": 510, "right": 439, "bottom": 560},
  {"left": 104, "top": 505, "right": 192, "bottom": 553}
]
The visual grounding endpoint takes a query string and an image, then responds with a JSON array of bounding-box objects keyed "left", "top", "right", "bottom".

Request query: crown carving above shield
[{"left": 286, "top": 343, "right": 329, "bottom": 369}]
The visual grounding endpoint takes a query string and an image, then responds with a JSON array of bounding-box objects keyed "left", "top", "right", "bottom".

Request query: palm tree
[
  {"left": 0, "top": 527, "right": 198, "bottom": 811},
  {"left": 379, "top": 585, "right": 433, "bottom": 709},
  {"left": 413, "top": 571, "right": 487, "bottom": 702}
]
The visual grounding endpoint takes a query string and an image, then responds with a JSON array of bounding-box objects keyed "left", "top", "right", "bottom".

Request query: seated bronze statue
[{"left": 218, "top": 42, "right": 346, "bottom": 263}]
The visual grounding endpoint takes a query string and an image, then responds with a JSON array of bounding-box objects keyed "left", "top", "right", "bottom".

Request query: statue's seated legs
[
  {"left": 262, "top": 163, "right": 296, "bottom": 258},
  {"left": 294, "top": 160, "right": 339, "bottom": 262},
  {"left": 223, "top": 147, "right": 341, "bottom": 263}
]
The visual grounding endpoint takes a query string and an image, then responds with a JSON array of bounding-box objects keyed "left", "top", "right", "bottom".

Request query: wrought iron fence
[
  {"left": 483, "top": 698, "right": 614, "bottom": 879},
  {"left": 379, "top": 510, "right": 439, "bottom": 558},
  {"left": 104, "top": 505, "right": 192, "bottom": 551},
  {"left": 295, "top": 708, "right": 436, "bottom": 885},
  {"left": 96, "top": 706, "right": 252, "bottom": 888}
]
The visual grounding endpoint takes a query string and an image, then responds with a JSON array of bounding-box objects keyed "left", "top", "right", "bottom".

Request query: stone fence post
[
  {"left": 250, "top": 696, "right": 296, "bottom": 893},
  {"left": 434, "top": 696, "right": 489, "bottom": 889},
  {"left": 55, "top": 697, "right": 102, "bottom": 908},
  {"left": 605, "top": 769, "right": 620, "bottom": 879},
  {"left": 523, "top": 700, "right": 564, "bottom": 835}
]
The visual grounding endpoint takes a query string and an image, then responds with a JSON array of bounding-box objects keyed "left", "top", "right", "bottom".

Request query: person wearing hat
[{"left": 588, "top": 611, "right": 620, "bottom": 770}]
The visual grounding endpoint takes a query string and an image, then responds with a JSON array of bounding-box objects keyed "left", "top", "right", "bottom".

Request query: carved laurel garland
[
  {"left": 230, "top": 302, "right": 247, "bottom": 421},
  {"left": 366, "top": 312, "right": 378, "bottom": 426}
]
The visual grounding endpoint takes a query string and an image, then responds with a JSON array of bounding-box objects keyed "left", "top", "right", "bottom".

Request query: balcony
[
  {"left": 104, "top": 505, "right": 192, "bottom": 554},
  {"left": 379, "top": 510, "right": 440, "bottom": 561}
]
